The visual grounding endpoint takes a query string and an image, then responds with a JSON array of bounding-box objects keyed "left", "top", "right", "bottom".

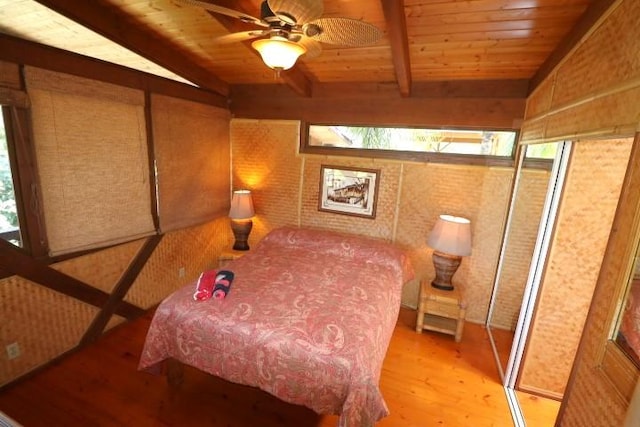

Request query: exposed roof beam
[
  {"left": 381, "top": 0, "right": 412, "bottom": 97},
  {"left": 212, "top": 0, "right": 312, "bottom": 97},
  {"left": 529, "top": 0, "right": 618, "bottom": 93},
  {"left": 32, "top": 0, "right": 229, "bottom": 97},
  {"left": 0, "top": 34, "right": 228, "bottom": 109}
]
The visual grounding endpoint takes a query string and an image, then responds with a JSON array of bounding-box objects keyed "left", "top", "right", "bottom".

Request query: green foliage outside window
[
  {"left": 0, "top": 118, "right": 19, "bottom": 232},
  {"left": 310, "top": 125, "right": 516, "bottom": 157}
]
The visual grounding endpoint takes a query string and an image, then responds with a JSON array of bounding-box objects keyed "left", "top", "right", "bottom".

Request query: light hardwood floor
[{"left": 0, "top": 308, "right": 559, "bottom": 426}]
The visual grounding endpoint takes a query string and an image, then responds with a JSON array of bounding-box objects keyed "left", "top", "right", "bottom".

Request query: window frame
[
  {"left": 1, "top": 104, "right": 48, "bottom": 259},
  {"left": 300, "top": 122, "right": 550, "bottom": 169}
]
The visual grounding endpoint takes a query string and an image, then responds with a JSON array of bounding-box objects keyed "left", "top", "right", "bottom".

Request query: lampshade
[
  {"left": 251, "top": 37, "right": 306, "bottom": 71},
  {"left": 229, "top": 190, "right": 255, "bottom": 220},
  {"left": 427, "top": 215, "right": 472, "bottom": 256}
]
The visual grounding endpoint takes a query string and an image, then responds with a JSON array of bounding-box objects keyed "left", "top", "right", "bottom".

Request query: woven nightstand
[{"left": 416, "top": 279, "right": 467, "bottom": 342}]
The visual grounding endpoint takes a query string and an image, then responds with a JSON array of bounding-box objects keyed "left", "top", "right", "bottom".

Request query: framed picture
[{"left": 318, "top": 165, "right": 380, "bottom": 219}]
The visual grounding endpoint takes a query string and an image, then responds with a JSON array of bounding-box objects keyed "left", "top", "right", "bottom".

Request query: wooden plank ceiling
[{"left": 0, "top": 0, "right": 602, "bottom": 97}]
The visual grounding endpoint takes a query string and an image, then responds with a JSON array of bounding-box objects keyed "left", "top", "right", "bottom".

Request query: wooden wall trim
[
  {"left": 0, "top": 239, "right": 143, "bottom": 319},
  {"left": 3, "top": 106, "right": 48, "bottom": 258},
  {"left": 0, "top": 88, "right": 28, "bottom": 108},
  {"left": 230, "top": 82, "right": 526, "bottom": 128},
  {"left": 80, "top": 235, "right": 163, "bottom": 346},
  {"left": 0, "top": 34, "right": 228, "bottom": 109}
]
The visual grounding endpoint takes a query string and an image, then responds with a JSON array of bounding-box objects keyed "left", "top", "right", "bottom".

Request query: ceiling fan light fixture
[{"left": 252, "top": 38, "right": 306, "bottom": 71}]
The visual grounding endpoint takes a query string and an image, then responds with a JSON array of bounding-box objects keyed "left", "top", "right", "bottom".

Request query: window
[
  {"left": 303, "top": 124, "right": 518, "bottom": 165},
  {"left": 525, "top": 142, "right": 558, "bottom": 160},
  {"left": 0, "top": 109, "right": 21, "bottom": 247},
  {"left": 0, "top": 104, "right": 47, "bottom": 258}
]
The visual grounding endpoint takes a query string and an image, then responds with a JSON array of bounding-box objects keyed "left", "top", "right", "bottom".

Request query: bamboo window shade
[
  {"left": 151, "top": 94, "right": 230, "bottom": 233},
  {"left": 25, "top": 67, "right": 155, "bottom": 256}
]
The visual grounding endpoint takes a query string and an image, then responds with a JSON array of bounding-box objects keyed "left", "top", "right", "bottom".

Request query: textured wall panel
[
  {"left": 230, "top": 120, "right": 302, "bottom": 245},
  {"left": 394, "top": 162, "right": 436, "bottom": 308},
  {"left": 525, "top": 71, "right": 556, "bottom": 121},
  {"left": 395, "top": 163, "right": 513, "bottom": 323},
  {"left": 50, "top": 239, "right": 145, "bottom": 294},
  {"left": 519, "top": 138, "right": 632, "bottom": 397},
  {"left": 0, "top": 276, "right": 98, "bottom": 386},
  {"left": 231, "top": 120, "right": 516, "bottom": 324},
  {"left": 551, "top": 0, "right": 640, "bottom": 108},
  {"left": 0, "top": 218, "right": 231, "bottom": 387},
  {"left": 521, "top": 1, "right": 640, "bottom": 145},
  {"left": 491, "top": 169, "right": 551, "bottom": 330},
  {"left": 125, "top": 217, "right": 231, "bottom": 309}
]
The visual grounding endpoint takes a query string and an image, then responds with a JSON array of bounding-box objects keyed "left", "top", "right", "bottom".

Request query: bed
[
  {"left": 138, "top": 226, "right": 414, "bottom": 426},
  {"left": 618, "top": 278, "right": 640, "bottom": 362}
]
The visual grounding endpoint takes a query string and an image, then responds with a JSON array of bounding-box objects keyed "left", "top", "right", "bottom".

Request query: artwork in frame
[{"left": 318, "top": 165, "right": 380, "bottom": 219}]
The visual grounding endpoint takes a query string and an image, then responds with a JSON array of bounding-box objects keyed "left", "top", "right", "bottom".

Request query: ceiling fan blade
[
  {"left": 214, "top": 30, "right": 269, "bottom": 44},
  {"left": 298, "top": 36, "right": 322, "bottom": 59},
  {"left": 267, "top": 0, "right": 323, "bottom": 25},
  {"left": 308, "top": 17, "right": 382, "bottom": 46},
  {"left": 178, "top": 0, "right": 268, "bottom": 27}
]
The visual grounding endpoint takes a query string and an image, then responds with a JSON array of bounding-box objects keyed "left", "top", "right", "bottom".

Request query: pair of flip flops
[{"left": 193, "top": 270, "right": 234, "bottom": 301}]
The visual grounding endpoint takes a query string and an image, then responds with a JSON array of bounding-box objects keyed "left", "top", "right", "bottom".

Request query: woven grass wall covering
[
  {"left": 521, "top": 0, "right": 640, "bottom": 144},
  {"left": 491, "top": 169, "right": 551, "bottom": 330},
  {"left": 231, "top": 119, "right": 532, "bottom": 324},
  {"left": 519, "top": 139, "right": 632, "bottom": 398},
  {"left": 519, "top": 0, "right": 640, "bottom": 422},
  {"left": 0, "top": 217, "right": 231, "bottom": 387}
]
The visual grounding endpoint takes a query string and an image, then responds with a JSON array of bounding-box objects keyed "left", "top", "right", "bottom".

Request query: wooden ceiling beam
[
  {"left": 229, "top": 81, "right": 526, "bottom": 129},
  {"left": 381, "top": 0, "right": 412, "bottom": 97},
  {"left": 32, "top": 0, "right": 229, "bottom": 97},
  {"left": 0, "top": 34, "right": 227, "bottom": 109},
  {"left": 212, "top": 0, "right": 312, "bottom": 97},
  {"left": 529, "top": 0, "right": 618, "bottom": 93}
]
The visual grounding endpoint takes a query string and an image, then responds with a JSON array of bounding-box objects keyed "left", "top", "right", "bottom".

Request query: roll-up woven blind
[
  {"left": 25, "top": 67, "right": 155, "bottom": 256},
  {"left": 151, "top": 94, "right": 230, "bottom": 232}
]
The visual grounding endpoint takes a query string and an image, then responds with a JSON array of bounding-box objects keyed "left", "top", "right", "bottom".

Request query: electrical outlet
[
  {"left": 178, "top": 267, "right": 185, "bottom": 278},
  {"left": 6, "top": 342, "right": 20, "bottom": 360}
]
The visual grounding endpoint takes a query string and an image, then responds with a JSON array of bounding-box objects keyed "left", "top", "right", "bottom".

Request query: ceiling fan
[{"left": 180, "top": 0, "right": 382, "bottom": 73}]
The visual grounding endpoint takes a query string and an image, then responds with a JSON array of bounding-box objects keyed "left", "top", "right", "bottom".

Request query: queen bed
[
  {"left": 138, "top": 226, "right": 414, "bottom": 426},
  {"left": 618, "top": 278, "right": 640, "bottom": 362}
]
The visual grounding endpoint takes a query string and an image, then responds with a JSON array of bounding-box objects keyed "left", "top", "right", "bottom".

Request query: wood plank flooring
[{"left": 0, "top": 307, "right": 559, "bottom": 426}]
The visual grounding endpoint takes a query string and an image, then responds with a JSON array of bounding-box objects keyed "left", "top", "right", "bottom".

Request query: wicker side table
[{"left": 416, "top": 279, "right": 467, "bottom": 342}]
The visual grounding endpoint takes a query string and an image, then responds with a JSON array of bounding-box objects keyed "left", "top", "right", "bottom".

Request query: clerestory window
[{"left": 302, "top": 123, "right": 519, "bottom": 166}]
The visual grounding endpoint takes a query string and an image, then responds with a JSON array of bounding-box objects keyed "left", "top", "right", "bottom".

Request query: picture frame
[{"left": 318, "top": 165, "right": 380, "bottom": 219}]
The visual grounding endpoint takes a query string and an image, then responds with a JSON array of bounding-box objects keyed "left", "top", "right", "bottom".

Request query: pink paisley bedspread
[
  {"left": 620, "top": 279, "right": 640, "bottom": 357},
  {"left": 138, "top": 226, "right": 414, "bottom": 426}
]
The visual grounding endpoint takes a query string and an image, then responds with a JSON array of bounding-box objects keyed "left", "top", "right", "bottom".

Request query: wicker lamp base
[
  {"left": 431, "top": 251, "right": 462, "bottom": 291},
  {"left": 230, "top": 219, "right": 252, "bottom": 251}
]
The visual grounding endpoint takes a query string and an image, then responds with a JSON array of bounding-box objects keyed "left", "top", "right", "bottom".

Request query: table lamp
[
  {"left": 229, "top": 190, "right": 255, "bottom": 251},
  {"left": 426, "top": 214, "right": 472, "bottom": 291}
]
